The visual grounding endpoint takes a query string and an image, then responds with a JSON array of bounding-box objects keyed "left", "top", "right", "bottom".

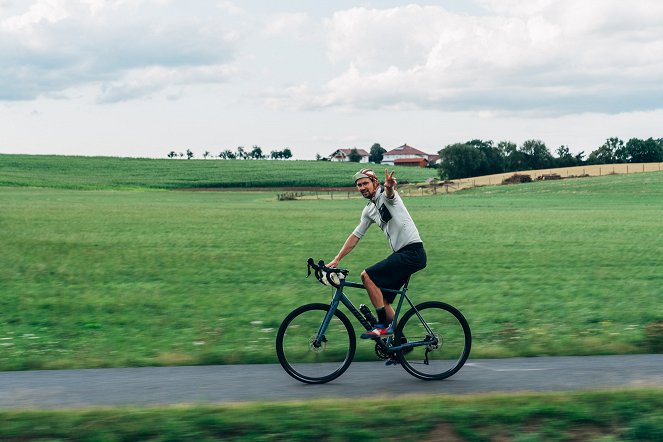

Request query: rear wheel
[
  {"left": 395, "top": 301, "right": 471, "bottom": 380},
  {"left": 276, "top": 303, "right": 356, "bottom": 384}
]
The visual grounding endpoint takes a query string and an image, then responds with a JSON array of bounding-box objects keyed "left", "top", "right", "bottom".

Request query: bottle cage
[{"left": 307, "top": 258, "right": 348, "bottom": 288}]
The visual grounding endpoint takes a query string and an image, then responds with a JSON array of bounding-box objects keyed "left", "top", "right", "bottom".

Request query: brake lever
[{"left": 306, "top": 257, "right": 317, "bottom": 278}]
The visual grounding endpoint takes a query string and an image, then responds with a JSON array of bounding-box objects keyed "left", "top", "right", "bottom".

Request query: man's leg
[{"left": 361, "top": 270, "right": 394, "bottom": 322}]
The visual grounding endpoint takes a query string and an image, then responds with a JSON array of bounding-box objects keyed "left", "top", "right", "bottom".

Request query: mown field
[
  {"left": 0, "top": 154, "right": 435, "bottom": 189},
  {"left": 0, "top": 154, "right": 661, "bottom": 370},
  {"left": 1, "top": 390, "right": 662, "bottom": 441}
]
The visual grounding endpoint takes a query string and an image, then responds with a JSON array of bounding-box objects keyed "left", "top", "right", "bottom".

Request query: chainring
[{"left": 374, "top": 339, "right": 392, "bottom": 360}]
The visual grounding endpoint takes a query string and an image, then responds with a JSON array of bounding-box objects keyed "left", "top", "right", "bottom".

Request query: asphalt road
[{"left": 1, "top": 354, "right": 661, "bottom": 409}]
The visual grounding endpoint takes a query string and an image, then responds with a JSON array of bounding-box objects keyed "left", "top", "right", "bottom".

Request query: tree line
[
  {"left": 165, "top": 137, "right": 663, "bottom": 181},
  {"left": 438, "top": 137, "right": 663, "bottom": 180},
  {"left": 167, "top": 146, "right": 293, "bottom": 160}
]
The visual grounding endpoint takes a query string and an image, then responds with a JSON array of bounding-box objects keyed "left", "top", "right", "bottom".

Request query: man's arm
[{"left": 328, "top": 233, "right": 360, "bottom": 268}]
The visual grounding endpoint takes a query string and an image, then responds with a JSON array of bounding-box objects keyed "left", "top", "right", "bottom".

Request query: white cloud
[
  {"left": 1, "top": 1, "right": 661, "bottom": 160},
  {"left": 272, "top": 2, "right": 663, "bottom": 115},
  {"left": 0, "top": 0, "right": 242, "bottom": 102},
  {"left": 263, "top": 12, "right": 310, "bottom": 37},
  {"left": 97, "top": 64, "right": 239, "bottom": 103}
]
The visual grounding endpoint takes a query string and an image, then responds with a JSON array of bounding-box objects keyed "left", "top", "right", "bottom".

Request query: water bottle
[{"left": 359, "top": 304, "right": 377, "bottom": 326}]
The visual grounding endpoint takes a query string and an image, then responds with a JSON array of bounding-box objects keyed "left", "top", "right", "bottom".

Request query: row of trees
[
  {"left": 167, "top": 146, "right": 293, "bottom": 160},
  {"left": 438, "top": 137, "right": 663, "bottom": 180}
]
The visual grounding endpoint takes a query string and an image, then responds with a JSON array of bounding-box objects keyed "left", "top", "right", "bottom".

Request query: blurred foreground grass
[
  {"left": 0, "top": 172, "right": 662, "bottom": 370},
  {"left": 0, "top": 390, "right": 661, "bottom": 441}
]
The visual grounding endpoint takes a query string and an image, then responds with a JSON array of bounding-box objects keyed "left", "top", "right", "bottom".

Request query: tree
[
  {"left": 167, "top": 151, "right": 177, "bottom": 159},
  {"left": 554, "top": 145, "right": 578, "bottom": 168},
  {"left": 236, "top": 146, "right": 246, "bottom": 160},
  {"left": 369, "top": 143, "right": 386, "bottom": 163},
  {"left": 467, "top": 139, "right": 503, "bottom": 175},
  {"left": 520, "top": 139, "right": 553, "bottom": 170},
  {"left": 219, "top": 150, "right": 236, "bottom": 160},
  {"left": 625, "top": 137, "right": 663, "bottom": 163},
  {"left": 348, "top": 148, "right": 362, "bottom": 163},
  {"left": 438, "top": 143, "right": 488, "bottom": 179},
  {"left": 249, "top": 145, "right": 264, "bottom": 160},
  {"left": 186, "top": 149, "right": 194, "bottom": 160},
  {"left": 499, "top": 141, "right": 525, "bottom": 171},
  {"left": 588, "top": 137, "right": 624, "bottom": 164},
  {"left": 575, "top": 151, "right": 585, "bottom": 164},
  {"left": 203, "top": 151, "right": 210, "bottom": 159},
  {"left": 269, "top": 148, "right": 292, "bottom": 160}
]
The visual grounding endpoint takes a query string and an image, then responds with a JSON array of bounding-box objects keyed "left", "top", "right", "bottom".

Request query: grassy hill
[{"left": 0, "top": 154, "right": 436, "bottom": 189}]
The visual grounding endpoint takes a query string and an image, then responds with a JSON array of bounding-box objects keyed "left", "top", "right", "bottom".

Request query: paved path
[{"left": 1, "top": 355, "right": 661, "bottom": 409}]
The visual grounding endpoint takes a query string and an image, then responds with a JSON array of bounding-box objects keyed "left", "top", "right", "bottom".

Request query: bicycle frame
[{"left": 313, "top": 278, "right": 437, "bottom": 352}]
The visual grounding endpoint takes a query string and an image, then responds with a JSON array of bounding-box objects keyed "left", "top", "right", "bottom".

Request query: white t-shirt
[{"left": 352, "top": 187, "right": 422, "bottom": 252}]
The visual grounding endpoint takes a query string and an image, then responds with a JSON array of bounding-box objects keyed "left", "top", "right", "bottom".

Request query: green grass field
[
  {"left": 0, "top": 154, "right": 436, "bottom": 189},
  {"left": 1, "top": 156, "right": 661, "bottom": 370}
]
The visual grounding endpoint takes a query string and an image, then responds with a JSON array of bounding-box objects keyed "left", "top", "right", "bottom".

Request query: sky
[{"left": 1, "top": 0, "right": 662, "bottom": 160}]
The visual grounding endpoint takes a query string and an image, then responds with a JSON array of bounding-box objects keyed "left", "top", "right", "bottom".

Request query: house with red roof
[
  {"left": 382, "top": 144, "right": 438, "bottom": 167},
  {"left": 328, "top": 148, "right": 370, "bottom": 163}
]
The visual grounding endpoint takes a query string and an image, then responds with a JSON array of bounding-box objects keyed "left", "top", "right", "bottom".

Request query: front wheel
[
  {"left": 395, "top": 301, "right": 471, "bottom": 380},
  {"left": 276, "top": 303, "right": 356, "bottom": 384}
]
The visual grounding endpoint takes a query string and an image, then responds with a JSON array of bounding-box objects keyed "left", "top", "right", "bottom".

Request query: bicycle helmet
[{"left": 353, "top": 168, "right": 378, "bottom": 184}]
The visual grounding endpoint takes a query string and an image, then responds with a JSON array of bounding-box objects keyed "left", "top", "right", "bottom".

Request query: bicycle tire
[
  {"left": 276, "top": 303, "right": 356, "bottom": 384},
  {"left": 395, "top": 301, "right": 471, "bottom": 380}
]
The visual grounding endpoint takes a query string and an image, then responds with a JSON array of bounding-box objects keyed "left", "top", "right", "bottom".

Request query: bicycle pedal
[{"left": 385, "top": 358, "right": 400, "bottom": 366}]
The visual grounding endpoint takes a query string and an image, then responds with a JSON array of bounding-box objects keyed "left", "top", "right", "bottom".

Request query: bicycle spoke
[
  {"left": 276, "top": 303, "right": 355, "bottom": 384},
  {"left": 396, "top": 302, "right": 471, "bottom": 380}
]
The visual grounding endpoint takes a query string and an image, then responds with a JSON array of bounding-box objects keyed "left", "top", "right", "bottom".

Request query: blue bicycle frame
[{"left": 313, "top": 277, "right": 437, "bottom": 352}]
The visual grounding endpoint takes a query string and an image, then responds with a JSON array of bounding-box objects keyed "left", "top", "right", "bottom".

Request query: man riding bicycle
[{"left": 328, "top": 168, "right": 427, "bottom": 339}]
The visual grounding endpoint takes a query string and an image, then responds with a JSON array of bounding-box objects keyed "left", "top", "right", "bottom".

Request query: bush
[
  {"left": 502, "top": 173, "right": 532, "bottom": 185},
  {"left": 623, "top": 414, "right": 663, "bottom": 441},
  {"left": 644, "top": 320, "right": 663, "bottom": 352}
]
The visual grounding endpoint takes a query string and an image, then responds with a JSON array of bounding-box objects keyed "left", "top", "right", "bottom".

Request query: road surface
[{"left": 1, "top": 355, "right": 661, "bottom": 409}]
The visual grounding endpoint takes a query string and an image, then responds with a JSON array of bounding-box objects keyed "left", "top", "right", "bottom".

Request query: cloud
[
  {"left": 272, "top": 1, "right": 663, "bottom": 115},
  {"left": 97, "top": 64, "right": 239, "bottom": 103},
  {"left": 0, "top": 0, "right": 242, "bottom": 102},
  {"left": 263, "top": 12, "right": 310, "bottom": 37}
]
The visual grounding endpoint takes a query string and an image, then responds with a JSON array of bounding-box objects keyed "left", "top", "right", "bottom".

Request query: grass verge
[{"left": 0, "top": 389, "right": 661, "bottom": 441}]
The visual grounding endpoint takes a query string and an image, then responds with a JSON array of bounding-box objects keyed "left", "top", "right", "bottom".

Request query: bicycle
[{"left": 275, "top": 258, "right": 472, "bottom": 384}]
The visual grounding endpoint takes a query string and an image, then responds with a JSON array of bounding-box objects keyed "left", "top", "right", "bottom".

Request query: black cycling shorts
[{"left": 365, "top": 242, "right": 427, "bottom": 304}]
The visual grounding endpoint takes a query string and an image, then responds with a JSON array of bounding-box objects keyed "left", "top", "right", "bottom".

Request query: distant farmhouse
[
  {"left": 328, "top": 148, "right": 370, "bottom": 163},
  {"left": 328, "top": 144, "right": 438, "bottom": 167},
  {"left": 382, "top": 144, "right": 439, "bottom": 167}
]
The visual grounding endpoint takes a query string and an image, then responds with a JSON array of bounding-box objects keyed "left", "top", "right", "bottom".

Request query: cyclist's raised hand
[{"left": 385, "top": 169, "right": 396, "bottom": 189}]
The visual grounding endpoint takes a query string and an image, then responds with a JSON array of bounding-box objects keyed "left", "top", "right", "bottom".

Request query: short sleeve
[{"left": 352, "top": 206, "right": 373, "bottom": 238}]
